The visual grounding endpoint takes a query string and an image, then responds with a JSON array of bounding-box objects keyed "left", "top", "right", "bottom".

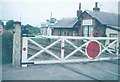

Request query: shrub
[{"left": 2, "top": 29, "right": 13, "bottom": 64}]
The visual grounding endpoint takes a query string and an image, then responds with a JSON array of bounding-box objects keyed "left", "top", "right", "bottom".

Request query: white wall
[
  {"left": 106, "top": 27, "right": 118, "bottom": 50},
  {"left": 106, "top": 28, "right": 118, "bottom": 37}
]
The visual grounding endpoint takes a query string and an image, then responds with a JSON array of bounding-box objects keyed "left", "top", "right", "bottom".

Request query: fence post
[
  {"left": 61, "top": 38, "right": 65, "bottom": 60},
  {"left": 21, "top": 37, "right": 28, "bottom": 67},
  {"left": 118, "top": 32, "right": 120, "bottom": 55},
  {"left": 12, "top": 21, "right": 21, "bottom": 67},
  {"left": 115, "top": 37, "right": 119, "bottom": 55}
]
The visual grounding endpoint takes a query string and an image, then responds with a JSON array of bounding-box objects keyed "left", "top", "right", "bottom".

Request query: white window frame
[{"left": 82, "top": 26, "right": 93, "bottom": 37}]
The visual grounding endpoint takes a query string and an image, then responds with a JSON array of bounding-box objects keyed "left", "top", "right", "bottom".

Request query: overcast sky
[{"left": 0, "top": 0, "right": 119, "bottom": 26}]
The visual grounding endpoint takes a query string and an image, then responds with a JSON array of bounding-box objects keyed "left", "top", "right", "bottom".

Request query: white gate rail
[{"left": 21, "top": 36, "right": 119, "bottom": 67}]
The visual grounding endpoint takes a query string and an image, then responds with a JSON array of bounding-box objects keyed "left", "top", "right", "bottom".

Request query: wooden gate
[{"left": 21, "top": 35, "right": 119, "bottom": 67}]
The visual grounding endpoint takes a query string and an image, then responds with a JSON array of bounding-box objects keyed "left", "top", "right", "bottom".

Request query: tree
[
  {"left": 0, "top": 20, "right": 4, "bottom": 26},
  {"left": 5, "top": 20, "right": 14, "bottom": 29},
  {"left": 46, "top": 18, "right": 57, "bottom": 23},
  {"left": 23, "top": 24, "right": 40, "bottom": 35}
]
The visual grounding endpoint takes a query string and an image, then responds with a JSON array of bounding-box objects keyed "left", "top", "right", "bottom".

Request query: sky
[{"left": 0, "top": 0, "right": 119, "bottom": 26}]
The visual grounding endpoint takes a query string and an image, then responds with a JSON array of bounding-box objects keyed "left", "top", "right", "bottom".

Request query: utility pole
[{"left": 47, "top": 12, "right": 52, "bottom": 36}]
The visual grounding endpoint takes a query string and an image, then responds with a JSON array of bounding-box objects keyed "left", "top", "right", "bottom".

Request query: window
[
  {"left": 109, "top": 33, "right": 117, "bottom": 43},
  {"left": 109, "top": 33, "right": 117, "bottom": 37},
  {"left": 62, "top": 30, "right": 68, "bottom": 36},
  {"left": 64, "top": 31, "right": 68, "bottom": 36},
  {"left": 73, "top": 31, "right": 77, "bottom": 36},
  {"left": 58, "top": 30, "right": 69, "bottom": 36},
  {"left": 83, "top": 26, "right": 88, "bottom": 37},
  {"left": 89, "top": 26, "right": 93, "bottom": 36},
  {"left": 58, "top": 30, "right": 61, "bottom": 36},
  {"left": 82, "top": 26, "right": 93, "bottom": 37}
]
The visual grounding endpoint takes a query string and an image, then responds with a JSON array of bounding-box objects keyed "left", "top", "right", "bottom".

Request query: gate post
[
  {"left": 0, "top": 23, "right": 3, "bottom": 81},
  {"left": 21, "top": 37, "right": 28, "bottom": 67},
  {"left": 12, "top": 21, "right": 21, "bottom": 67}
]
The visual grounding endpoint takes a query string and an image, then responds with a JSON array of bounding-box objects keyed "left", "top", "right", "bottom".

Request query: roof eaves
[
  {"left": 52, "top": 27, "right": 73, "bottom": 28},
  {"left": 104, "top": 25, "right": 120, "bottom": 32}
]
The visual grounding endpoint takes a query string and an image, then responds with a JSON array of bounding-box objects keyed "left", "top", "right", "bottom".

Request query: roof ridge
[
  {"left": 84, "top": 10, "right": 118, "bottom": 26},
  {"left": 62, "top": 17, "right": 77, "bottom": 19},
  {"left": 86, "top": 10, "right": 118, "bottom": 15}
]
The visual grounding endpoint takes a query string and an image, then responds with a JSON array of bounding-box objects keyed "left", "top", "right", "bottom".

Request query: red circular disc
[
  {"left": 23, "top": 48, "right": 26, "bottom": 51},
  {"left": 86, "top": 41, "right": 100, "bottom": 59}
]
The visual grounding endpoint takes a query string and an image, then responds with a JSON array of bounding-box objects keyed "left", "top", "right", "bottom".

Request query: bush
[{"left": 2, "top": 29, "right": 13, "bottom": 64}]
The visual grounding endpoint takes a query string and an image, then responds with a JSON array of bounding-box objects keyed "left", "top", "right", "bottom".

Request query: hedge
[{"left": 2, "top": 29, "right": 13, "bottom": 64}]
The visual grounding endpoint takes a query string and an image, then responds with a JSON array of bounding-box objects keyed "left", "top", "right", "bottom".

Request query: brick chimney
[
  {"left": 77, "top": 2, "right": 82, "bottom": 17},
  {"left": 93, "top": 2, "right": 100, "bottom": 11}
]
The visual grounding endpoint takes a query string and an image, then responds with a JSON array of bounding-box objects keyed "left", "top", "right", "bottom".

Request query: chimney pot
[
  {"left": 95, "top": 2, "right": 98, "bottom": 7},
  {"left": 77, "top": 2, "right": 82, "bottom": 17},
  {"left": 79, "top": 3, "right": 81, "bottom": 10},
  {"left": 93, "top": 2, "right": 100, "bottom": 11}
]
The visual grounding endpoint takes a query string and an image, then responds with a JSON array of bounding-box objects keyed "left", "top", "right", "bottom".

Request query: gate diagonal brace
[
  {"left": 28, "top": 38, "right": 61, "bottom": 60},
  {"left": 65, "top": 39, "right": 90, "bottom": 59},
  {"left": 99, "top": 39, "right": 117, "bottom": 55}
]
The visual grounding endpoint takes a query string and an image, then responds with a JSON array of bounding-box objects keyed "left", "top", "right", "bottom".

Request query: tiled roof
[
  {"left": 52, "top": 10, "right": 119, "bottom": 29},
  {"left": 51, "top": 17, "right": 78, "bottom": 28},
  {"left": 85, "top": 10, "right": 118, "bottom": 26}
]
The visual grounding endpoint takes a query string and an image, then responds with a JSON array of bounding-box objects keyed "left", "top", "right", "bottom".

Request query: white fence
[{"left": 21, "top": 36, "right": 119, "bottom": 67}]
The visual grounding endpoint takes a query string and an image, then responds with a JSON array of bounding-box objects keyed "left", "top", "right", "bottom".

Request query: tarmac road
[{"left": 2, "top": 60, "right": 119, "bottom": 80}]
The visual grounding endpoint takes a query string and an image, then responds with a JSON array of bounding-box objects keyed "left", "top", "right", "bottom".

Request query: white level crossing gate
[{"left": 21, "top": 36, "right": 119, "bottom": 67}]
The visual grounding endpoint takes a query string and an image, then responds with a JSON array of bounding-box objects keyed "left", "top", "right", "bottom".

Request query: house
[
  {"left": 51, "top": 3, "right": 82, "bottom": 36},
  {"left": 78, "top": 10, "right": 119, "bottom": 37},
  {"left": 52, "top": 17, "right": 80, "bottom": 36},
  {"left": 105, "top": 25, "right": 120, "bottom": 37},
  {"left": 40, "top": 17, "right": 57, "bottom": 36},
  {"left": 52, "top": 2, "right": 119, "bottom": 37},
  {"left": 40, "top": 22, "right": 49, "bottom": 35}
]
